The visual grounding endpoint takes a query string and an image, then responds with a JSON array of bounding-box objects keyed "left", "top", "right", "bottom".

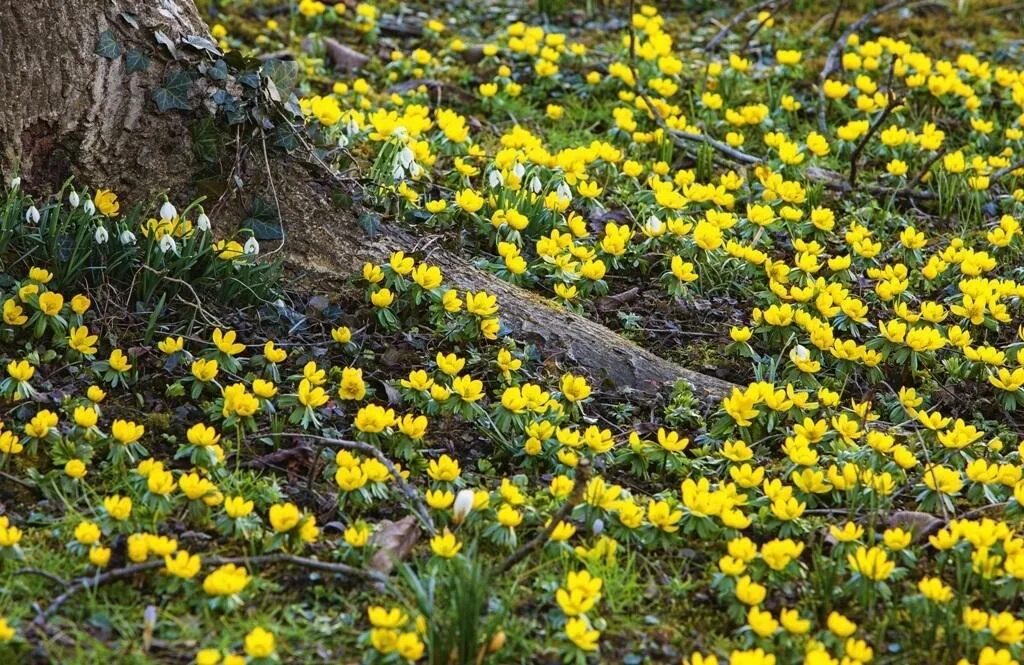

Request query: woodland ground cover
[{"left": 3, "top": 0, "right": 1024, "bottom": 663}]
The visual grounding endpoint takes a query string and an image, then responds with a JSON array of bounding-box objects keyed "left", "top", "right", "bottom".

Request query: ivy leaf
[
  {"left": 120, "top": 12, "right": 140, "bottom": 29},
  {"left": 94, "top": 30, "right": 122, "bottom": 59},
  {"left": 358, "top": 212, "right": 382, "bottom": 239},
  {"left": 152, "top": 70, "right": 192, "bottom": 112},
  {"left": 153, "top": 30, "right": 179, "bottom": 59},
  {"left": 182, "top": 34, "right": 222, "bottom": 56},
  {"left": 244, "top": 218, "right": 284, "bottom": 242},
  {"left": 125, "top": 49, "right": 150, "bottom": 74},
  {"left": 206, "top": 59, "right": 229, "bottom": 82},
  {"left": 262, "top": 59, "right": 298, "bottom": 96}
]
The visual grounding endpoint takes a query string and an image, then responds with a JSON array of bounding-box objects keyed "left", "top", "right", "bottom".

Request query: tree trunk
[
  {"left": 0, "top": 0, "right": 207, "bottom": 198},
  {"left": 0, "top": 0, "right": 736, "bottom": 403}
]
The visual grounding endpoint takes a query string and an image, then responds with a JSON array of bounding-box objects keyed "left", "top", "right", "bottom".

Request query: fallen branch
[
  {"left": 31, "top": 552, "right": 385, "bottom": 631},
  {"left": 496, "top": 458, "right": 591, "bottom": 575},
  {"left": 849, "top": 92, "right": 902, "bottom": 188}
]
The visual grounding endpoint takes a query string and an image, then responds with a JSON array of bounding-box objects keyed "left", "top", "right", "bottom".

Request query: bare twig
[
  {"left": 705, "top": 0, "right": 779, "bottom": 52},
  {"left": 817, "top": 0, "right": 945, "bottom": 133},
  {"left": 268, "top": 431, "right": 436, "bottom": 535},
  {"left": 496, "top": 458, "right": 590, "bottom": 575},
  {"left": 849, "top": 92, "right": 902, "bottom": 188}
]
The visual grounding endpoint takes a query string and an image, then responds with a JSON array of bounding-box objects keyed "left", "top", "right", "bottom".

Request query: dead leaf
[
  {"left": 369, "top": 516, "right": 420, "bottom": 575},
  {"left": 888, "top": 510, "right": 945, "bottom": 541},
  {"left": 324, "top": 38, "right": 369, "bottom": 71}
]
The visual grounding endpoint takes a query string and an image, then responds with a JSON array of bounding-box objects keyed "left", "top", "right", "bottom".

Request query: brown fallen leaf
[
  {"left": 369, "top": 515, "right": 420, "bottom": 575},
  {"left": 887, "top": 510, "right": 945, "bottom": 542},
  {"left": 324, "top": 37, "right": 369, "bottom": 71}
]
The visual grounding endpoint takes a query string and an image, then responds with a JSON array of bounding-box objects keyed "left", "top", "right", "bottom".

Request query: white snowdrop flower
[
  {"left": 9, "top": 176, "right": 21, "bottom": 190},
  {"left": 645, "top": 215, "right": 663, "bottom": 235},
  {"left": 25, "top": 206, "right": 40, "bottom": 224},
  {"left": 409, "top": 162, "right": 423, "bottom": 179},
  {"left": 792, "top": 344, "right": 811, "bottom": 361},
  {"left": 392, "top": 163, "right": 406, "bottom": 181},
  {"left": 337, "top": 133, "right": 349, "bottom": 149},
  {"left": 452, "top": 489, "right": 475, "bottom": 525},
  {"left": 488, "top": 169, "right": 504, "bottom": 188},
  {"left": 529, "top": 175, "right": 542, "bottom": 194},
  {"left": 83, "top": 199, "right": 96, "bottom": 215},
  {"left": 160, "top": 201, "right": 177, "bottom": 222},
  {"left": 243, "top": 236, "right": 260, "bottom": 255},
  {"left": 592, "top": 518, "right": 605, "bottom": 535},
  {"left": 159, "top": 234, "right": 177, "bottom": 254},
  {"left": 69, "top": 191, "right": 81, "bottom": 208},
  {"left": 397, "top": 146, "right": 415, "bottom": 169},
  {"left": 556, "top": 182, "right": 572, "bottom": 200},
  {"left": 94, "top": 226, "right": 109, "bottom": 244},
  {"left": 119, "top": 229, "right": 137, "bottom": 245},
  {"left": 196, "top": 213, "right": 211, "bottom": 232},
  {"left": 345, "top": 119, "right": 359, "bottom": 136},
  {"left": 512, "top": 162, "right": 525, "bottom": 179},
  {"left": 392, "top": 126, "right": 408, "bottom": 140}
]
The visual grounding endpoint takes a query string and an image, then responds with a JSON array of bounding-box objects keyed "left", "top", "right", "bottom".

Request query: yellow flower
[
  {"left": 297, "top": 378, "right": 329, "bottom": 408},
  {"left": 847, "top": 545, "right": 894, "bottom": 581},
  {"left": 354, "top": 404, "right": 396, "bottom": 433},
  {"left": 430, "top": 529, "right": 462, "bottom": 558},
  {"left": 164, "top": 551, "right": 202, "bottom": 579},
  {"left": 370, "top": 288, "right": 394, "bottom": 308},
  {"left": 203, "top": 563, "right": 251, "bottom": 596},
  {"left": 69, "top": 326, "right": 99, "bottom": 355},
  {"left": 38, "top": 291, "right": 64, "bottom": 316},
  {"left": 564, "top": 617, "right": 600, "bottom": 651},
  {"left": 212, "top": 328, "right": 245, "bottom": 356},
  {"left": 89, "top": 545, "right": 111, "bottom": 568},
  {"left": 94, "top": 189, "right": 120, "bottom": 217},
  {"left": 191, "top": 358, "right": 219, "bottom": 382},
  {"left": 269, "top": 503, "right": 301, "bottom": 532},
  {"left": 64, "top": 458, "right": 87, "bottom": 479},
  {"left": 111, "top": 419, "right": 145, "bottom": 444},
  {"left": 244, "top": 627, "right": 276, "bottom": 659},
  {"left": 158, "top": 336, "right": 185, "bottom": 355},
  {"left": 108, "top": 349, "right": 132, "bottom": 373},
  {"left": 6, "top": 359, "right": 34, "bottom": 382}
]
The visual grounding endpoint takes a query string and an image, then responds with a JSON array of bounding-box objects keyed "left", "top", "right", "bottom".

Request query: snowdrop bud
[
  {"left": 119, "top": 229, "right": 137, "bottom": 245},
  {"left": 512, "top": 162, "right": 525, "bottom": 179},
  {"left": 9, "top": 176, "right": 20, "bottom": 190},
  {"left": 792, "top": 344, "right": 810, "bottom": 361},
  {"left": 83, "top": 199, "right": 96, "bottom": 215},
  {"left": 244, "top": 236, "right": 260, "bottom": 255},
  {"left": 346, "top": 119, "right": 359, "bottom": 136},
  {"left": 94, "top": 226, "right": 109, "bottom": 244},
  {"left": 337, "top": 134, "right": 349, "bottom": 149},
  {"left": 645, "top": 215, "right": 663, "bottom": 235},
  {"left": 392, "top": 163, "right": 405, "bottom": 181},
  {"left": 196, "top": 213, "right": 211, "bottom": 232},
  {"left": 25, "top": 206, "right": 40, "bottom": 224},
  {"left": 556, "top": 182, "right": 572, "bottom": 200},
  {"left": 159, "top": 234, "right": 177, "bottom": 254},
  {"left": 488, "top": 169, "right": 504, "bottom": 188},
  {"left": 452, "top": 489, "right": 475, "bottom": 525},
  {"left": 529, "top": 175, "right": 542, "bottom": 194},
  {"left": 409, "top": 162, "right": 423, "bottom": 179},
  {"left": 160, "top": 201, "right": 177, "bottom": 222},
  {"left": 592, "top": 518, "right": 605, "bottom": 535},
  {"left": 69, "top": 191, "right": 81, "bottom": 208}
]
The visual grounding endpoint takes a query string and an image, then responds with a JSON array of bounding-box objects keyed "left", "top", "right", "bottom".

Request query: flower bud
[
  {"left": 488, "top": 170, "right": 503, "bottom": 188},
  {"left": 196, "top": 213, "right": 211, "bottom": 232},
  {"left": 94, "top": 226, "right": 109, "bottom": 244},
  {"left": 9, "top": 176, "right": 21, "bottom": 190},
  {"left": 69, "top": 191, "right": 80, "bottom": 208},
  {"left": 452, "top": 488, "right": 475, "bottom": 525},
  {"left": 25, "top": 206, "right": 40, "bottom": 224},
  {"left": 488, "top": 631, "right": 506, "bottom": 653},
  {"left": 83, "top": 199, "right": 96, "bottom": 215},
  {"left": 244, "top": 236, "right": 260, "bottom": 255},
  {"left": 160, "top": 201, "right": 177, "bottom": 221},
  {"left": 119, "top": 229, "right": 137, "bottom": 245}
]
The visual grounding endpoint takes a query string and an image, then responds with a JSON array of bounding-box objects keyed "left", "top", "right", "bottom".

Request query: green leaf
[
  {"left": 262, "top": 59, "right": 298, "bottom": 96},
  {"left": 125, "top": 49, "right": 150, "bottom": 74},
  {"left": 358, "top": 212, "right": 382, "bottom": 239},
  {"left": 94, "top": 30, "right": 122, "bottom": 59},
  {"left": 152, "top": 70, "right": 192, "bottom": 112},
  {"left": 244, "top": 218, "right": 284, "bottom": 242}
]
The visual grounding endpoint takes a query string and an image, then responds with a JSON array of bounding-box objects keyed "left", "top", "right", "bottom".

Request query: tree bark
[
  {"left": 0, "top": 0, "right": 736, "bottom": 403},
  {"left": 0, "top": 0, "right": 208, "bottom": 197}
]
